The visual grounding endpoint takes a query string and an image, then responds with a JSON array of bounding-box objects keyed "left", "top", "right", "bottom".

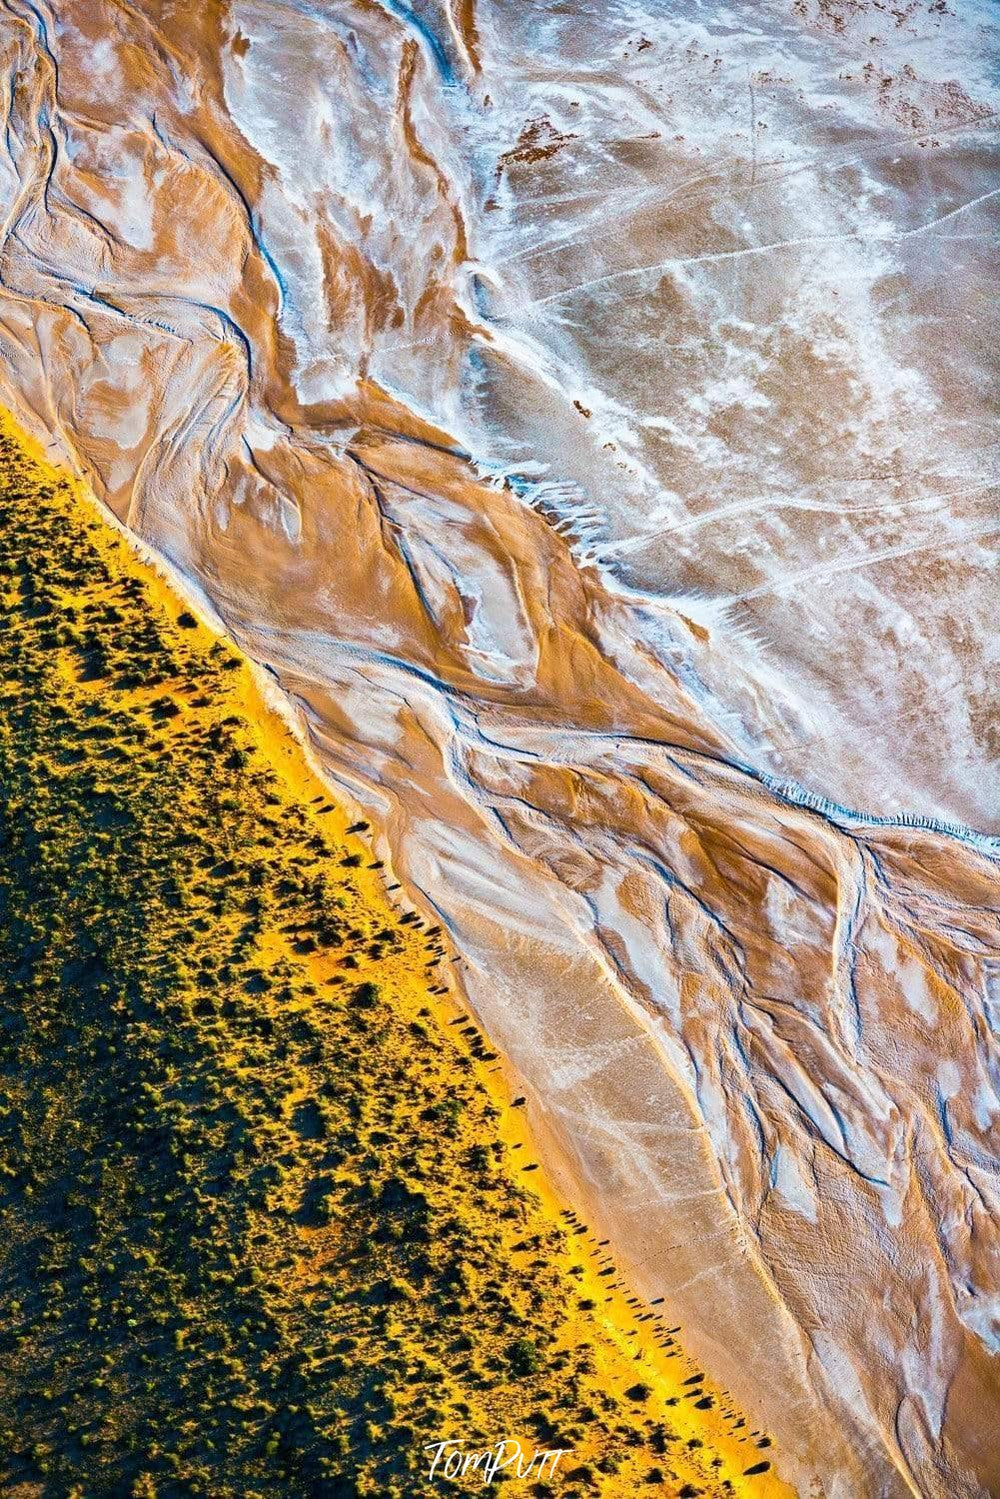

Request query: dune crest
[{"left": 0, "top": 2, "right": 997, "bottom": 1494}]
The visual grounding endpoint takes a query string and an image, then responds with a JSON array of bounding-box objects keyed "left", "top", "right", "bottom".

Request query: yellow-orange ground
[{"left": 0, "top": 408, "right": 791, "bottom": 1497}]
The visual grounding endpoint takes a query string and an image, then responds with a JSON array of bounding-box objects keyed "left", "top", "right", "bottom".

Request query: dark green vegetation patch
[{"left": 0, "top": 429, "right": 765, "bottom": 1498}]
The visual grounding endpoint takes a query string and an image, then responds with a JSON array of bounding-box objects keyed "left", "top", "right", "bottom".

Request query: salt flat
[{"left": 0, "top": 1, "right": 997, "bottom": 1492}]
